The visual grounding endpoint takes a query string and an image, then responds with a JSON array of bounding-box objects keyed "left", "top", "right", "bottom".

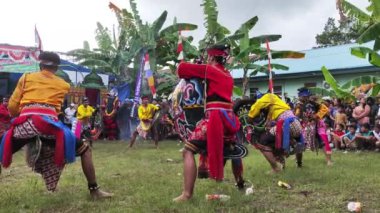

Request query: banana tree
[
  {"left": 339, "top": 0, "right": 380, "bottom": 64},
  {"left": 229, "top": 27, "right": 304, "bottom": 94},
  {"left": 309, "top": 66, "right": 380, "bottom": 100}
]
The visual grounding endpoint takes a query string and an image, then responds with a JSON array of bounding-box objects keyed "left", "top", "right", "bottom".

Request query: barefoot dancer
[{"left": 0, "top": 52, "right": 112, "bottom": 199}]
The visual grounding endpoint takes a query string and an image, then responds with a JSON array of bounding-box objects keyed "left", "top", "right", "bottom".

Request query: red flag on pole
[
  {"left": 265, "top": 39, "right": 273, "bottom": 94},
  {"left": 177, "top": 30, "right": 184, "bottom": 62},
  {"left": 35, "top": 25, "right": 43, "bottom": 50}
]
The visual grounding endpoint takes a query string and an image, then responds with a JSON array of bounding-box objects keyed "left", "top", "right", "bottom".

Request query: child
[
  {"left": 342, "top": 125, "right": 357, "bottom": 151},
  {"left": 330, "top": 123, "right": 345, "bottom": 150}
]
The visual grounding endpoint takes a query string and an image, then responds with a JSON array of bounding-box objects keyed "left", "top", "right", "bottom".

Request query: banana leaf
[
  {"left": 202, "top": 0, "right": 218, "bottom": 35},
  {"left": 350, "top": 46, "right": 373, "bottom": 58},
  {"left": 369, "top": 51, "right": 380, "bottom": 66},
  {"left": 160, "top": 23, "right": 198, "bottom": 35},
  {"left": 249, "top": 35, "right": 282, "bottom": 46},
  {"left": 152, "top": 11, "right": 168, "bottom": 36},
  {"left": 234, "top": 16, "right": 258, "bottom": 35},
  {"left": 341, "top": 75, "right": 379, "bottom": 90},
  {"left": 309, "top": 87, "right": 337, "bottom": 97},
  {"left": 357, "top": 22, "right": 380, "bottom": 44},
  {"left": 341, "top": 0, "right": 371, "bottom": 23},
  {"left": 271, "top": 51, "right": 305, "bottom": 59}
]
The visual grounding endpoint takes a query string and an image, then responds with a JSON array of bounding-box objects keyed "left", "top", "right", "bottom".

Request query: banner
[{"left": 130, "top": 51, "right": 146, "bottom": 117}]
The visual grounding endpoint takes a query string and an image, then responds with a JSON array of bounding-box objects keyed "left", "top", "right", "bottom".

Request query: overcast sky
[{"left": 0, "top": 0, "right": 369, "bottom": 52}]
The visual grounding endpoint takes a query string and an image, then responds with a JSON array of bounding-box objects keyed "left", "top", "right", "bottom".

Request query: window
[
  {"left": 273, "top": 85, "right": 282, "bottom": 96},
  {"left": 249, "top": 88, "right": 258, "bottom": 99},
  {"left": 304, "top": 82, "right": 317, "bottom": 88}
]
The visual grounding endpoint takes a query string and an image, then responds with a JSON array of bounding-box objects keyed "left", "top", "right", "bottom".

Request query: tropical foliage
[
  {"left": 200, "top": 0, "right": 305, "bottom": 96},
  {"left": 68, "top": 1, "right": 198, "bottom": 95},
  {"left": 318, "top": 0, "right": 380, "bottom": 98},
  {"left": 309, "top": 66, "right": 380, "bottom": 100}
]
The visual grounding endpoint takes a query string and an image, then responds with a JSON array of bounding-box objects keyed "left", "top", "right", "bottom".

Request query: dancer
[
  {"left": 247, "top": 92, "right": 304, "bottom": 172},
  {"left": 173, "top": 44, "right": 246, "bottom": 202},
  {"left": 0, "top": 52, "right": 112, "bottom": 199},
  {"left": 0, "top": 97, "right": 11, "bottom": 137},
  {"left": 129, "top": 96, "right": 159, "bottom": 148},
  {"left": 103, "top": 92, "right": 119, "bottom": 140},
  {"left": 296, "top": 88, "right": 333, "bottom": 165}
]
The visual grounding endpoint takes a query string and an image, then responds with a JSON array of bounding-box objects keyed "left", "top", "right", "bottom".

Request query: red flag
[
  {"left": 177, "top": 30, "right": 184, "bottom": 61},
  {"left": 35, "top": 25, "right": 43, "bottom": 50},
  {"left": 265, "top": 39, "right": 273, "bottom": 94}
]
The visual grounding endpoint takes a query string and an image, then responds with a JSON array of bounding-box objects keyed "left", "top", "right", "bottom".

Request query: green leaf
[
  {"left": 369, "top": 51, "right": 380, "bottom": 66},
  {"left": 233, "top": 86, "right": 243, "bottom": 97},
  {"left": 215, "top": 33, "right": 245, "bottom": 45},
  {"left": 308, "top": 87, "right": 337, "bottom": 97},
  {"left": 351, "top": 46, "right": 373, "bottom": 58},
  {"left": 235, "top": 16, "right": 258, "bottom": 35},
  {"left": 152, "top": 11, "right": 168, "bottom": 36},
  {"left": 371, "top": 84, "right": 380, "bottom": 96},
  {"left": 341, "top": 0, "right": 371, "bottom": 23},
  {"left": 357, "top": 22, "right": 380, "bottom": 44},
  {"left": 202, "top": 0, "right": 218, "bottom": 35},
  {"left": 160, "top": 23, "right": 198, "bottom": 35},
  {"left": 249, "top": 35, "right": 282, "bottom": 46},
  {"left": 374, "top": 38, "right": 380, "bottom": 51}
]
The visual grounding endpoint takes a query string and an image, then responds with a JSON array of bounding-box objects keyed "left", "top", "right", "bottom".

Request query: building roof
[{"left": 231, "top": 41, "right": 375, "bottom": 79}]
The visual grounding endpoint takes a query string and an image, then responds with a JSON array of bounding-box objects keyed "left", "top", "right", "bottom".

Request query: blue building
[{"left": 232, "top": 42, "right": 379, "bottom": 99}]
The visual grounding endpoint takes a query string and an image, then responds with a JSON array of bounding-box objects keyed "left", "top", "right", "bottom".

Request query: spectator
[
  {"left": 372, "top": 123, "right": 380, "bottom": 152},
  {"left": 64, "top": 103, "right": 76, "bottom": 128},
  {"left": 354, "top": 123, "right": 375, "bottom": 151},
  {"left": 330, "top": 123, "right": 345, "bottom": 150},
  {"left": 367, "top": 97, "right": 378, "bottom": 127},
  {"left": 342, "top": 124, "right": 357, "bottom": 151},
  {"left": 353, "top": 97, "right": 370, "bottom": 127},
  {"left": 334, "top": 106, "right": 348, "bottom": 129}
]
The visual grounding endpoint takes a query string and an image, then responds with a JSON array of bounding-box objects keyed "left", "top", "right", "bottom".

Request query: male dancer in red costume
[{"left": 173, "top": 44, "right": 245, "bottom": 202}]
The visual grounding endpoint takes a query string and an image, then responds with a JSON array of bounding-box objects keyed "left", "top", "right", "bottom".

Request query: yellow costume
[
  {"left": 137, "top": 104, "right": 159, "bottom": 135},
  {"left": 248, "top": 93, "right": 290, "bottom": 121},
  {"left": 77, "top": 105, "right": 95, "bottom": 121},
  {"left": 138, "top": 104, "right": 159, "bottom": 120},
  {"left": 8, "top": 70, "right": 70, "bottom": 116}
]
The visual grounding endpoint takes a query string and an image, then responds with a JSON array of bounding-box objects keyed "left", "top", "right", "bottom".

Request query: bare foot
[{"left": 173, "top": 193, "right": 191, "bottom": 202}]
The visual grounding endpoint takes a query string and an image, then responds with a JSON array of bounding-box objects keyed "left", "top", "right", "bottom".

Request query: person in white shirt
[
  {"left": 64, "top": 103, "right": 77, "bottom": 128},
  {"left": 373, "top": 124, "right": 380, "bottom": 151}
]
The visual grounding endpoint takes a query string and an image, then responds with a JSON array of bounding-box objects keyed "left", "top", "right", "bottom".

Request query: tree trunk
[{"left": 242, "top": 68, "right": 249, "bottom": 97}]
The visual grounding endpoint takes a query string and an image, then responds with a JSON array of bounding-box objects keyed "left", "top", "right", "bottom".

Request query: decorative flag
[
  {"left": 177, "top": 30, "right": 184, "bottom": 61},
  {"left": 35, "top": 25, "right": 43, "bottom": 50},
  {"left": 130, "top": 51, "right": 146, "bottom": 117},
  {"left": 265, "top": 39, "right": 273, "bottom": 94},
  {"left": 144, "top": 54, "right": 156, "bottom": 96}
]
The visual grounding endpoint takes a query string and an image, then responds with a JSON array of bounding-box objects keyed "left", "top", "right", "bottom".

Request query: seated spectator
[
  {"left": 372, "top": 123, "right": 380, "bottom": 152},
  {"left": 342, "top": 124, "right": 357, "bottom": 150},
  {"left": 330, "top": 123, "right": 345, "bottom": 150},
  {"left": 354, "top": 123, "right": 375, "bottom": 151}
]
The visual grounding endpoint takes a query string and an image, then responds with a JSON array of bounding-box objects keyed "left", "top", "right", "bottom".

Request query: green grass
[{"left": 1, "top": 140, "right": 380, "bottom": 212}]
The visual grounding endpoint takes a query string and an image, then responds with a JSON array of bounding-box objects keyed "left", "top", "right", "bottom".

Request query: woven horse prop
[{"left": 234, "top": 98, "right": 304, "bottom": 169}]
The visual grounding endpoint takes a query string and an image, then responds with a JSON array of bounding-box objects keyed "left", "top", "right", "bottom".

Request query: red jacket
[{"left": 177, "top": 62, "right": 233, "bottom": 103}]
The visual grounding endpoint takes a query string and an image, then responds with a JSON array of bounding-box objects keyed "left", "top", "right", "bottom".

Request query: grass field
[{"left": 0, "top": 140, "right": 379, "bottom": 213}]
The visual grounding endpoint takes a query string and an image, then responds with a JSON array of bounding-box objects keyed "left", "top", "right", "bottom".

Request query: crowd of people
[{"left": 293, "top": 91, "right": 380, "bottom": 153}]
